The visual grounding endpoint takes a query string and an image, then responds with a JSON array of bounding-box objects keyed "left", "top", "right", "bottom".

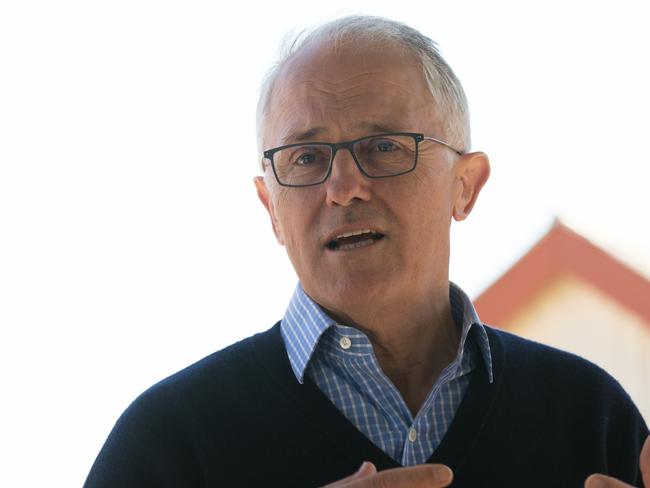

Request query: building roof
[{"left": 473, "top": 221, "right": 650, "bottom": 326}]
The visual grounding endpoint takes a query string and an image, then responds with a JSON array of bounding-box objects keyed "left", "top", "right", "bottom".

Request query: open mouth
[{"left": 326, "top": 229, "right": 385, "bottom": 251}]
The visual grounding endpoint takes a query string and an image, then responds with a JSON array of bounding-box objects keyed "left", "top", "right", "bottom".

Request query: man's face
[{"left": 255, "top": 40, "right": 488, "bottom": 320}]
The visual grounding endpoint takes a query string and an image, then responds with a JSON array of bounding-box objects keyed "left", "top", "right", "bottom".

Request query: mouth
[{"left": 326, "top": 229, "right": 385, "bottom": 251}]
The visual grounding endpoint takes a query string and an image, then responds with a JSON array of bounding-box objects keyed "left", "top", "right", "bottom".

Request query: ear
[
  {"left": 254, "top": 176, "right": 285, "bottom": 245},
  {"left": 452, "top": 151, "right": 490, "bottom": 221}
]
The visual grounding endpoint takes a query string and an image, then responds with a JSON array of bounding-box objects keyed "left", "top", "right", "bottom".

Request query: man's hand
[
  {"left": 323, "top": 461, "right": 453, "bottom": 487},
  {"left": 585, "top": 435, "right": 650, "bottom": 487}
]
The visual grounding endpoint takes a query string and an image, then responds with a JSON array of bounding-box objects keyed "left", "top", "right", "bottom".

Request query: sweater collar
[{"left": 281, "top": 282, "right": 493, "bottom": 384}]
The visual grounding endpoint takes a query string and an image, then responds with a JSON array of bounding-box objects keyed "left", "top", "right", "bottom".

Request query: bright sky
[{"left": 1, "top": 1, "right": 648, "bottom": 486}]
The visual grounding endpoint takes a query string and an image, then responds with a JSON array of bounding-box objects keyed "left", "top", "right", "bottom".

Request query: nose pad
[
  {"left": 329, "top": 147, "right": 361, "bottom": 179},
  {"left": 325, "top": 147, "right": 372, "bottom": 206}
]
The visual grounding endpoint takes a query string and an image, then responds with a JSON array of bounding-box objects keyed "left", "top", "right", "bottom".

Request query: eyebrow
[
  {"left": 281, "top": 127, "right": 327, "bottom": 145},
  {"left": 280, "top": 122, "right": 405, "bottom": 145}
]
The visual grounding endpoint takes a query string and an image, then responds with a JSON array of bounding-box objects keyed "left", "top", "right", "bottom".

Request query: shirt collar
[
  {"left": 281, "top": 281, "right": 493, "bottom": 384},
  {"left": 281, "top": 283, "right": 336, "bottom": 383},
  {"left": 449, "top": 282, "right": 494, "bottom": 383}
]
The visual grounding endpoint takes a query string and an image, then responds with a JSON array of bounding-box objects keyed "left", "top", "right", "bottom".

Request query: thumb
[
  {"left": 328, "top": 461, "right": 377, "bottom": 485},
  {"left": 353, "top": 462, "right": 378, "bottom": 478}
]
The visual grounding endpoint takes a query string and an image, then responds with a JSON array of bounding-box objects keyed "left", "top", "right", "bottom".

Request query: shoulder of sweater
[
  {"left": 122, "top": 322, "right": 282, "bottom": 418},
  {"left": 484, "top": 324, "right": 637, "bottom": 403}
]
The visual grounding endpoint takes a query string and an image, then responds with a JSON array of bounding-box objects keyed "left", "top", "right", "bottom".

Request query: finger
[
  {"left": 369, "top": 464, "right": 453, "bottom": 487},
  {"left": 584, "top": 473, "right": 633, "bottom": 488},
  {"left": 641, "top": 435, "right": 650, "bottom": 488}
]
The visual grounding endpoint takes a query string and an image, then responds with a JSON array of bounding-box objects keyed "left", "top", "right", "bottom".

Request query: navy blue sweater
[{"left": 85, "top": 324, "right": 648, "bottom": 487}]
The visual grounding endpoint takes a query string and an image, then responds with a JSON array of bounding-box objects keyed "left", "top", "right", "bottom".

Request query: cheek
[
  {"left": 404, "top": 168, "right": 456, "bottom": 214},
  {"left": 272, "top": 190, "right": 319, "bottom": 250},
  {"left": 271, "top": 187, "right": 293, "bottom": 228},
  {"left": 395, "top": 173, "right": 455, "bottom": 251}
]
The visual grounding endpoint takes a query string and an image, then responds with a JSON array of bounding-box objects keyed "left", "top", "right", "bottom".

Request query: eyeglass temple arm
[{"left": 423, "top": 136, "right": 465, "bottom": 156}]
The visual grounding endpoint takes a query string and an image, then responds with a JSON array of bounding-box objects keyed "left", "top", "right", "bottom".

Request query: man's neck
[{"left": 322, "top": 286, "right": 461, "bottom": 416}]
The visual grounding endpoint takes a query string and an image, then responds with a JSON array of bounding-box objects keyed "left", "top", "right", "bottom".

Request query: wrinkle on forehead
[
  {"left": 277, "top": 58, "right": 421, "bottom": 102},
  {"left": 282, "top": 88, "right": 416, "bottom": 117},
  {"left": 284, "top": 70, "right": 410, "bottom": 91}
]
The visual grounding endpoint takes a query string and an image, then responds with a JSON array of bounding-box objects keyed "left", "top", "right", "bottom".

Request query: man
[{"left": 85, "top": 15, "right": 649, "bottom": 487}]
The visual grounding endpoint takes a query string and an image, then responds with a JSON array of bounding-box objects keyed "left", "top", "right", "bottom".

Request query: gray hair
[{"left": 256, "top": 15, "right": 471, "bottom": 165}]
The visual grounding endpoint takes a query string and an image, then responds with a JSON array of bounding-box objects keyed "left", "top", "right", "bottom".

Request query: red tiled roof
[{"left": 473, "top": 221, "right": 650, "bottom": 326}]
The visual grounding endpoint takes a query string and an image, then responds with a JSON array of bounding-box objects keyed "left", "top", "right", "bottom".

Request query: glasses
[{"left": 262, "top": 132, "right": 464, "bottom": 187}]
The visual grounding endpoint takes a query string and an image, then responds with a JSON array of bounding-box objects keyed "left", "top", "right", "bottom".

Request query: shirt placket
[
  {"left": 401, "top": 350, "right": 472, "bottom": 465},
  {"left": 332, "top": 326, "right": 415, "bottom": 457}
]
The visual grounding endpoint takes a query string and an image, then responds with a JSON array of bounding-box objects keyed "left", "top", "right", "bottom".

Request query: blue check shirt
[{"left": 280, "top": 282, "right": 493, "bottom": 465}]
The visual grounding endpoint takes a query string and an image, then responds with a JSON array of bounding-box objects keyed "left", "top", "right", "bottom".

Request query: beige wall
[{"left": 502, "top": 272, "right": 650, "bottom": 423}]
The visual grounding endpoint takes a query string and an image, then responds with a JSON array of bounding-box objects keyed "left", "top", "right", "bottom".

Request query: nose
[{"left": 324, "top": 147, "right": 373, "bottom": 207}]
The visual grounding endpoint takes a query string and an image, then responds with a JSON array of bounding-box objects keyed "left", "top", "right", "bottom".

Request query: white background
[{"left": 1, "top": 1, "right": 648, "bottom": 486}]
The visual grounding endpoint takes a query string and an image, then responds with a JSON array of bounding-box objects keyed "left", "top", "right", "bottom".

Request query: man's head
[
  {"left": 256, "top": 16, "right": 472, "bottom": 158},
  {"left": 254, "top": 16, "right": 489, "bottom": 323}
]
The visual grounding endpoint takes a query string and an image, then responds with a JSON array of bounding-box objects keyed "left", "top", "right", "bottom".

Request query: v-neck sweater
[
  {"left": 280, "top": 282, "right": 494, "bottom": 466},
  {"left": 84, "top": 323, "right": 648, "bottom": 487}
]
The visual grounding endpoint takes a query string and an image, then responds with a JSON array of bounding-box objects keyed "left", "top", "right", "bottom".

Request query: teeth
[
  {"left": 337, "top": 239, "right": 376, "bottom": 250},
  {"left": 335, "top": 229, "right": 375, "bottom": 239}
]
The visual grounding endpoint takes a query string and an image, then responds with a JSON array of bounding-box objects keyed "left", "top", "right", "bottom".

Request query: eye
[
  {"left": 365, "top": 137, "right": 408, "bottom": 153},
  {"left": 375, "top": 140, "right": 397, "bottom": 152},
  {"left": 294, "top": 152, "right": 317, "bottom": 165}
]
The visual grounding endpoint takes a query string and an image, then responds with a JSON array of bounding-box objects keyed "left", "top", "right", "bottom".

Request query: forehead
[{"left": 265, "top": 39, "right": 438, "bottom": 146}]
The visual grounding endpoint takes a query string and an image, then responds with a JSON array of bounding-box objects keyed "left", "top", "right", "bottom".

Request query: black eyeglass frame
[{"left": 262, "top": 132, "right": 464, "bottom": 188}]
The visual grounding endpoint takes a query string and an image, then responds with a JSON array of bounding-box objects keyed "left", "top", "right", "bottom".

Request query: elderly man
[{"left": 85, "top": 16, "right": 649, "bottom": 487}]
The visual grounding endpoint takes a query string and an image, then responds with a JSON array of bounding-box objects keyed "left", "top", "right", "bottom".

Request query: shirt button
[
  {"left": 339, "top": 336, "right": 352, "bottom": 350},
  {"left": 408, "top": 428, "right": 417, "bottom": 443}
]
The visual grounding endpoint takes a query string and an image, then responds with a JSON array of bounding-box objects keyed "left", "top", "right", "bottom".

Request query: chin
[{"left": 306, "top": 272, "right": 394, "bottom": 314}]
